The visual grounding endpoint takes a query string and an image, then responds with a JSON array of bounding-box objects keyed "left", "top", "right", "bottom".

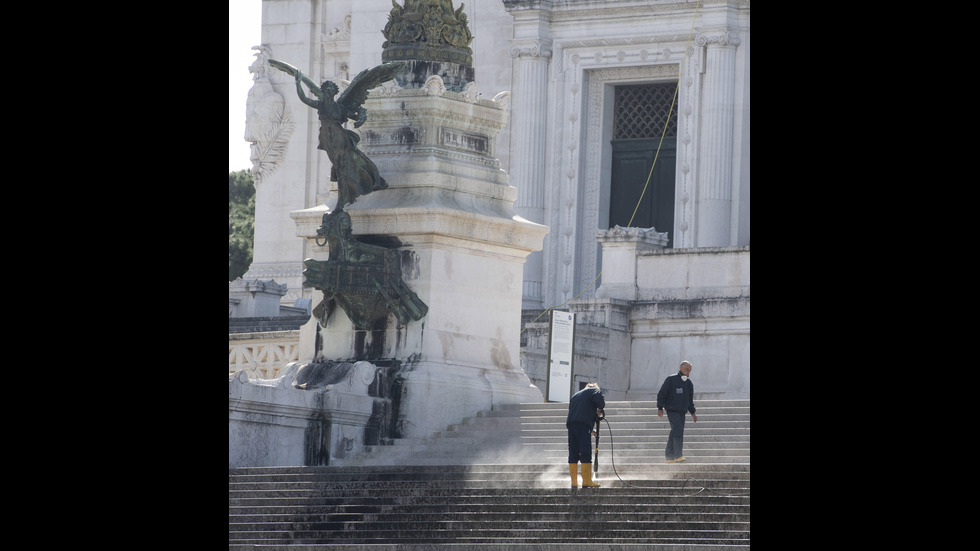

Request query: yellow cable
[
  {"left": 627, "top": 0, "right": 702, "bottom": 227},
  {"left": 523, "top": 1, "right": 702, "bottom": 332}
]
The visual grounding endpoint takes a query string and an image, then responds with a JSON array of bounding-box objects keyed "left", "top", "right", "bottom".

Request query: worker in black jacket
[
  {"left": 566, "top": 382, "right": 605, "bottom": 487},
  {"left": 656, "top": 361, "right": 698, "bottom": 463}
]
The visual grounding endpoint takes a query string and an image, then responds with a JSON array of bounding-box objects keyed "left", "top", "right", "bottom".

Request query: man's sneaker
[
  {"left": 674, "top": 457, "right": 687, "bottom": 462},
  {"left": 665, "top": 459, "right": 675, "bottom": 463}
]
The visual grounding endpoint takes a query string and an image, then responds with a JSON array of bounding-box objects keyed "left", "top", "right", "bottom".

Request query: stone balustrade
[{"left": 228, "top": 330, "right": 301, "bottom": 380}]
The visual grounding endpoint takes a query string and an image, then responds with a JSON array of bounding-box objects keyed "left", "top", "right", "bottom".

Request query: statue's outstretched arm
[{"left": 295, "top": 75, "right": 319, "bottom": 109}]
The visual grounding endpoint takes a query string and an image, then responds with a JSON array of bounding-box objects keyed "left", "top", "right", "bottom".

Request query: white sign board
[{"left": 546, "top": 310, "right": 576, "bottom": 402}]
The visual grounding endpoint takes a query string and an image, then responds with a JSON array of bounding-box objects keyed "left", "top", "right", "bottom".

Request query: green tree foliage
[{"left": 229, "top": 169, "right": 256, "bottom": 281}]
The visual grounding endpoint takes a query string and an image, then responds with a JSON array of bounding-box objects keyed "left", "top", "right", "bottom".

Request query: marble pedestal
[
  {"left": 229, "top": 361, "right": 386, "bottom": 467},
  {"left": 291, "top": 81, "right": 548, "bottom": 439}
]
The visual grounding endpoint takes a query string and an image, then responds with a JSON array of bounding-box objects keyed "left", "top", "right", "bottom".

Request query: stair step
[
  {"left": 230, "top": 544, "right": 750, "bottom": 551},
  {"left": 230, "top": 399, "right": 750, "bottom": 548}
]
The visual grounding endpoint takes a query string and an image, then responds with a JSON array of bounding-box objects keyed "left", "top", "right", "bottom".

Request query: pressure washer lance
[{"left": 593, "top": 408, "right": 605, "bottom": 473}]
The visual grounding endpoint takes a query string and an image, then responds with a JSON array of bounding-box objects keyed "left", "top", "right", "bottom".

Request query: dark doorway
[{"left": 608, "top": 83, "right": 677, "bottom": 247}]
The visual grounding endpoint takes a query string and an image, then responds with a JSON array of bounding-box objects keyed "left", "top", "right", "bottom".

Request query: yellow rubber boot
[
  {"left": 581, "top": 463, "right": 600, "bottom": 487},
  {"left": 569, "top": 464, "right": 578, "bottom": 488}
]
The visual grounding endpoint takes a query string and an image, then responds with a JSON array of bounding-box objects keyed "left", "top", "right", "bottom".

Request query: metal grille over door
[{"left": 613, "top": 83, "right": 677, "bottom": 139}]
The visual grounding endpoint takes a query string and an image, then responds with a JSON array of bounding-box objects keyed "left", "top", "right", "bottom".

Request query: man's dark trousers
[
  {"left": 567, "top": 423, "right": 592, "bottom": 464},
  {"left": 665, "top": 410, "right": 686, "bottom": 460}
]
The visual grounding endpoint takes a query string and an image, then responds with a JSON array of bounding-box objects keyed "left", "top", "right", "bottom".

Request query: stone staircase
[
  {"left": 352, "top": 399, "right": 749, "bottom": 466},
  {"left": 229, "top": 399, "right": 749, "bottom": 550}
]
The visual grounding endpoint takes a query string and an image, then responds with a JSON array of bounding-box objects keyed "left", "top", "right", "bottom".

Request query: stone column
[
  {"left": 509, "top": 40, "right": 551, "bottom": 309},
  {"left": 695, "top": 30, "right": 740, "bottom": 247},
  {"left": 504, "top": 2, "right": 553, "bottom": 310}
]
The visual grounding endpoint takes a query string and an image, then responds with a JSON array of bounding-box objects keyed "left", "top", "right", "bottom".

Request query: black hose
[{"left": 599, "top": 417, "right": 750, "bottom": 497}]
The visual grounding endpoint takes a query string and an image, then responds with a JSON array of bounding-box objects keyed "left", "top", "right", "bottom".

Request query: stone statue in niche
[
  {"left": 269, "top": 58, "right": 404, "bottom": 211},
  {"left": 303, "top": 211, "right": 428, "bottom": 330}
]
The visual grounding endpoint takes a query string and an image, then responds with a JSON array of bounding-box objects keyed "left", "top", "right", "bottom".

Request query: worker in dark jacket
[
  {"left": 657, "top": 361, "right": 698, "bottom": 463},
  {"left": 566, "top": 382, "right": 605, "bottom": 487}
]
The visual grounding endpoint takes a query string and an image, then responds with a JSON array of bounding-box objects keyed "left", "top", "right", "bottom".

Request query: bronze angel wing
[{"left": 336, "top": 62, "right": 405, "bottom": 126}]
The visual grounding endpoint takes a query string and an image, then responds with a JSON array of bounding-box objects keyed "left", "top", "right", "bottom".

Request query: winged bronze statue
[{"left": 269, "top": 59, "right": 405, "bottom": 210}]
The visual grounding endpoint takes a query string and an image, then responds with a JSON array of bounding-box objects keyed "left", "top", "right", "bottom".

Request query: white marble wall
[{"left": 521, "top": 243, "right": 749, "bottom": 401}]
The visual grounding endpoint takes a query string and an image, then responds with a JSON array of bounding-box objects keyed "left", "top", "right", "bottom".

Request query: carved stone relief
[{"left": 245, "top": 45, "right": 296, "bottom": 185}]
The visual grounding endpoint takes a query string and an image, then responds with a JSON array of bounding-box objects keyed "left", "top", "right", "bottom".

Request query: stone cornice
[
  {"left": 502, "top": 0, "right": 551, "bottom": 11},
  {"left": 597, "top": 225, "right": 669, "bottom": 246},
  {"left": 505, "top": 0, "right": 748, "bottom": 20}
]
